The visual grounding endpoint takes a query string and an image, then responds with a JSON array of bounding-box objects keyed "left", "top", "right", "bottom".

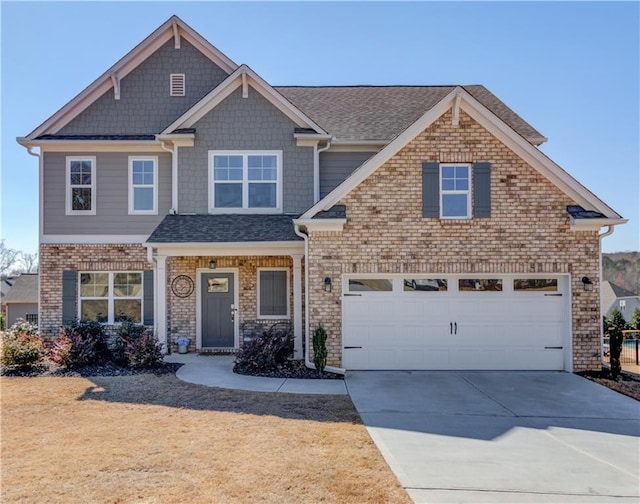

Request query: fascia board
[
  {"left": 569, "top": 217, "right": 628, "bottom": 231},
  {"left": 293, "top": 218, "right": 346, "bottom": 232},
  {"left": 459, "top": 92, "right": 622, "bottom": 218},
  {"left": 146, "top": 241, "right": 304, "bottom": 256},
  {"left": 35, "top": 142, "right": 165, "bottom": 153},
  {"left": 26, "top": 16, "right": 238, "bottom": 140},
  {"left": 300, "top": 87, "right": 461, "bottom": 219}
]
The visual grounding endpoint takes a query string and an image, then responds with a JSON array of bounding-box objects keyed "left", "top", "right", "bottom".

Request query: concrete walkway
[
  {"left": 345, "top": 371, "right": 640, "bottom": 504},
  {"left": 165, "top": 353, "right": 347, "bottom": 395}
]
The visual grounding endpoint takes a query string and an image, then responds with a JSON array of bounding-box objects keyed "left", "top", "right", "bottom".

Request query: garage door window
[
  {"left": 459, "top": 279, "right": 503, "bottom": 292},
  {"left": 404, "top": 279, "right": 448, "bottom": 291},
  {"left": 348, "top": 279, "right": 392, "bottom": 292},
  {"left": 514, "top": 279, "right": 558, "bottom": 291}
]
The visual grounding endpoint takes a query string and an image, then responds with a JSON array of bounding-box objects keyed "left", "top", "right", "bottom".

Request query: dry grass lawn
[{"left": 1, "top": 374, "right": 411, "bottom": 503}]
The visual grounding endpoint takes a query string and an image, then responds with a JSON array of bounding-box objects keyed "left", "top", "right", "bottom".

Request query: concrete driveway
[{"left": 345, "top": 371, "right": 640, "bottom": 503}]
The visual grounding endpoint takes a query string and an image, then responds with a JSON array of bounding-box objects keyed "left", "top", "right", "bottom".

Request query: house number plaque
[{"left": 171, "top": 275, "right": 194, "bottom": 298}]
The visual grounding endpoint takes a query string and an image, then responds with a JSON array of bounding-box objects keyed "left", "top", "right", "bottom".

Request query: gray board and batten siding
[
  {"left": 178, "top": 87, "right": 315, "bottom": 214},
  {"left": 43, "top": 152, "right": 172, "bottom": 235},
  {"left": 58, "top": 40, "right": 229, "bottom": 135},
  {"left": 319, "top": 151, "right": 375, "bottom": 198}
]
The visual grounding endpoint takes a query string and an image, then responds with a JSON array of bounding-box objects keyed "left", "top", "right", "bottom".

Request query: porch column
[
  {"left": 291, "top": 253, "right": 303, "bottom": 359},
  {"left": 155, "top": 254, "right": 168, "bottom": 350}
]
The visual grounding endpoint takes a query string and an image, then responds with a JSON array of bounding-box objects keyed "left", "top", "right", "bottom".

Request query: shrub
[
  {"left": 608, "top": 309, "right": 627, "bottom": 380},
  {"left": 234, "top": 325, "right": 293, "bottom": 374},
  {"left": 0, "top": 312, "right": 5, "bottom": 331},
  {"left": 1, "top": 320, "right": 46, "bottom": 368},
  {"left": 312, "top": 324, "right": 328, "bottom": 373},
  {"left": 111, "top": 319, "right": 146, "bottom": 366},
  {"left": 50, "top": 320, "right": 109, "bottom": 368},
  {"left": 630, "top": 307, "right": 640, "bottom": 331},
  {"left": 125, "top": 330, "right": 163, "bottom": 369}
]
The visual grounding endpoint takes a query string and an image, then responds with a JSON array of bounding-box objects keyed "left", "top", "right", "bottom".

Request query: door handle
[
  {"left": 230, "top": 305, "right": 238, "bottom": 322},
  {"left": 454, "top": 322, "right": 457, "bottom": 335},
  {"left": 450, "top": 322, "right": 453, "bottom": 334}
]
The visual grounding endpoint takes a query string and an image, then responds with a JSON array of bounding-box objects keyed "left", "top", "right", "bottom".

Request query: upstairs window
[
  {"left": 210, "top": 151, "right": 282, "bottom": 213},
  {"left": 66, "top": 156, "right": 96, "bottom": 215},
  {"left": 440, "top": 164, "right": 471, "bottom": 219},
  {"left": 170, "top": 73, "right": 185, "bottom": 96},
  {"left": 128, "top": 156, "right": 158, "bottom": 214}
]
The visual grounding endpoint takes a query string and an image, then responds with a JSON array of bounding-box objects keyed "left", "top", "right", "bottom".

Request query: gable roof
[
  {"left": 3, "top": 274, "right": 38, "bottom": 304},
  {"left": 276, "top": 85, "right": 546, "bottom": 145},
  {"left": 609, "top": 281, "right": 638, "bottom": 298},
  {"left": 162, "top": 65, "right": 328, "bottom": 135},
  {"left": 23, "top": 16, "right": 238, "bottom": 141},
  {"left": 300, "top": 86, "right": 625, "bottom": 222}
]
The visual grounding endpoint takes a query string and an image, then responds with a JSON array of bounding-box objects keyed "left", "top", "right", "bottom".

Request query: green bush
[
  {"left": 0, "top": 312, "right": 5, "bottom": 331},
  {"left": 608, "top": 309, "right": 627, "bottom": 380},
  {"left": 233, "top": 326, "right": 293, "bottom": 374},
  {"left": 630, "top": 307, "right": 640, "bottom": 331},
  {"left": 1, "top": 320, "right": 46, "bottom": 368},
  {"left": 125, "top": 330, "right": 163, "bottom": 369},
  {"left": 312, "top": 324, "right": 328, "bottom": 373},
  {"left": 111, "top": 319, "right": 146, "bottom": 366}
]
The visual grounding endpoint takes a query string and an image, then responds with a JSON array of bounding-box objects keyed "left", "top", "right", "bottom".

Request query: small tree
[
  {"left": 629, "top": 307, "right": 640, "bottom": 331},
  {"left": 608, "top": 309, "right": 627, "bottom": 380},
  {"left": 312, "top": 324, "right": 328, "bottom": 373}
]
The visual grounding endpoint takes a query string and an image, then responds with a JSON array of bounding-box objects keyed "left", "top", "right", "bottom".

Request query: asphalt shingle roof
[
  {"left": 3, "top": 274, "right": 38, "bottom": 304},
  {"left": 275, "top": 85, "right": 545, "bottom": 144},
  {"left": 146, "top": 214, "right": 303, "bottom": 243}
]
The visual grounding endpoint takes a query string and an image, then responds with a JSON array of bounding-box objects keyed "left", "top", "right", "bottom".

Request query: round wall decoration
[{"left": 171, "top": 275, "right": 194, "bottom": 298}]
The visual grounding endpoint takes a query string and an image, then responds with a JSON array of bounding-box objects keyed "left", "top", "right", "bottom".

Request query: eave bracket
[
  {"left": 110, "top": 72, "right": 120, "bottom": 100},
  {"left": 452, "top": 92, "right": 462, "bottom": 126}
]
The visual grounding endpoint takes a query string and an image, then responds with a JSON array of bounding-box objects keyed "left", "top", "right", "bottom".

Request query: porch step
[{"left": 198, "top": 348, "right": 238, "bottom": 355}]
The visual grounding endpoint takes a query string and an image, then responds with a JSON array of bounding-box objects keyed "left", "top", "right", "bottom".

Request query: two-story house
[{"left": 18, "top": 16, "right": 626, "bottom": 372}]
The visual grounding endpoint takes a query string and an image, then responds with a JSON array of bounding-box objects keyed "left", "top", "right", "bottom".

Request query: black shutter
[
  {"left": 143, "top": 270, "right": 154, "bottom": 326},
  {"left": 422, "top": 162, "right": 440, "bottom": 217},
  {"left": 473, "top": 162, "right": 491, "bottom": 218},
  {"left": 62, "top": 270, "right": 77, "bottom": 324}
]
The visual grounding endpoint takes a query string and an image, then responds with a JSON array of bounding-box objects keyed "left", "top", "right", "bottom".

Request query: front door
[{"left": 201, "top": 272, "right": 235, "bottom": 348}]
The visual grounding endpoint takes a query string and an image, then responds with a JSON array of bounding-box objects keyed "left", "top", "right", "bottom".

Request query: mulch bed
[
  {"left": 0, "top": 360, "right": 182, "bottom": 378},
  {"left": 577, "top": 368, "right": 640, "bottom": 401},
  {"left": 233, "top": 359, "right": 343, "bottom": 380}
]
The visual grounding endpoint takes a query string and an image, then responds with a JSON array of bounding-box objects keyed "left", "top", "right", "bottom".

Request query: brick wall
[
  {"left": 39, "top": 244, "right": 151, "bottom": 338},
  {"left": 307, "top": 110, "right": 601, "bottom": 371}
]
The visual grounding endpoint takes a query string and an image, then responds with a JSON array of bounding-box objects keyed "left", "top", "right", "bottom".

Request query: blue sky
[{"left": 1, "top": 1, "right": 638, "bottom": 254}]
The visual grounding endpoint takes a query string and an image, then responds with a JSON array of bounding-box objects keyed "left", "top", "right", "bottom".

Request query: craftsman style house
[{"left": 19, "top": 16, "right": 626, "bottom": 372}]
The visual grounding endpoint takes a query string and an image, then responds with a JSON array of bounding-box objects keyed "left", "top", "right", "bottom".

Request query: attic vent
[{"left": 170, "top": 73, "right": 185, "bottom": 97}]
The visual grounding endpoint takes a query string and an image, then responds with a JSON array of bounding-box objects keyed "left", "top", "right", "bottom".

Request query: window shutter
[
  {"left": 62, "top": 270, "right": 77, "bottom": 324},
  {"left": 259, "top": 271, "right": 287, "bottom": 317},
  {"left": 143, "top": 270, "right": 154, "bottom": 326},
  {"left": 473, "top": 162, "right": 491, "bottom": 218},
  {"left": 422, "top": 162, "right": 440, "bottom": 217}
]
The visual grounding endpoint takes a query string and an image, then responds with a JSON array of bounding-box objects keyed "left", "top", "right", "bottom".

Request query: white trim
[
  {"left": 440, "top": 163, "right": 471, "bottom": 220},
  {"left": 128, "top": 156, "right": 158, "bottom": 215},
  {"left": 208, "top": 150, "right": 283, "bottom": 213},
  {"left": 300, "top": 86, "right": 622, "bottom": 221},
  {"left": 452, "top": 92, "right": 461, "bottom": 126},
  {"left": 196, "top": 268, "right": 239, "bottom": 349},
  {"left": 155, "top": 254, "right": 167, "bottom": 348},
  {"left": 25, "top": 16, "right": 237, "bottom": 139},
  {"left": 147, "top": 241, "right": 304, "bottom": 257},
  {"left": 110, "top": 73, "right": 120, "bottom": 100},
  {"left": 324, "top": 144, "right": 383, "bottom": 153},
  {"left": 313, "top": 143, "right": 320, "bottom": 203},
  {"left": 291, "top": 253, "right": 303, "bottom": 359},
  {"left": 172, "top": 20, "right": 180, "bottom": 49},
  {"left": 162, "top": 65, "right": 328, "bottom": 135},
  {"left": 170, "top": 73, "right": 185, "bottom": 97},
  {"left": 257, "top": 267, "right": 290, "bottom": 319},
  {"left": 42, "top": 234, "right": 148, "bottom": 244},
  {"left": 77, "top": 271, "right": 143, "bottom": 325},
  {"left": 38, "top": 149, "right": 44, "bottom": 243},
  {"left": 293, "top": 218, "right": 346, "bottom": 232},
  {"left": 65, "top": 156, "right": 96, "bottom": 216},
  {"left": 242, "top": 73, "right": 248, "bottom": 98},
  {"left": 31, "top": 141, "right": 165, "bottom": 152},
  {"left": 569, "top": 217, "right": 628, "bottom": 231}
]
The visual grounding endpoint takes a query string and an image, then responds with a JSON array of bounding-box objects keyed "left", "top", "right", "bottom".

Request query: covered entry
[{"left": 342, "top": 275, "right": 570, "bottom": 371}]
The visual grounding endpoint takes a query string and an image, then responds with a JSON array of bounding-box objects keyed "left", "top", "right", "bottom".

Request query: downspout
[
  {"left": 599, "top": 225, "right": 615, "bottom": 366},
  {"left": 294, "top": 223, "right": 345, "bottom": 375},
  {"left": 159, "top": 140, "right": 178, "bottom": 213},
  {"left": 23, "top": 145, "right": 42, "bottom": 335},
  {"left": 314, "top": 138, "right": 332, "bottom": 203}
]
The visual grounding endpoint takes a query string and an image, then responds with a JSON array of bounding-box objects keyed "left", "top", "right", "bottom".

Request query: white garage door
[{"left": 342, "top": 275, "right": 569, "bottom": 371}]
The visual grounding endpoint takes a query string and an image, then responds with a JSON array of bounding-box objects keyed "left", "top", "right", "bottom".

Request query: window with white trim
[
  {"left": 210, "top": 151, "right": 281, "bottom": 212},
  {"left": 128, "top": 156, "right": 158, "bottom": 214},
  {"left": 170, "top": 73, "right": 185, "bottom": 96},
  {"left": 440, "top": 164, "right": 471, "bottom": 219},
  {"left": 79, "top": 272, "right": 143, "bottom": 323},
  {"left": 66, "top": 156, "right": 96, "bottom": 215},
  {"left": 257, "top": 269, "right": 289, "bottom": 318}
]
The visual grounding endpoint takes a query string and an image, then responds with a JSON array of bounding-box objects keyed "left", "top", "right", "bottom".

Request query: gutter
[{"left": 293, "top": 223, "right": 346, "bottom": 375}]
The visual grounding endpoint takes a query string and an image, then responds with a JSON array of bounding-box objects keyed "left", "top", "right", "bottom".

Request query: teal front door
[{"left": 201, "top": 272, "right": 235, "bottom": 348}]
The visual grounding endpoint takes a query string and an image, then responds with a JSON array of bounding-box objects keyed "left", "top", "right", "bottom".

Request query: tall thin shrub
[
  {"left": 312, "top": 324, "right": 328, "bottom": 373},
  {"left": 608, "top": 309, "right": 627, "bottom": 380}
]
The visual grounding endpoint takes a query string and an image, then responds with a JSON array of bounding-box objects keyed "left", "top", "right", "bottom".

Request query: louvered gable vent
[{"left": 170, "top": 73, "right": 185, "bottom": 97}]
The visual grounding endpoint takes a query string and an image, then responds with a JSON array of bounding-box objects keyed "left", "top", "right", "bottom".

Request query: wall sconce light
[
  {"left": 581, "top": 276, "right": 593, "bottom": 291},
  {"left": 209, "top": 260, "right": 217, "bottom": 270},
  {"left": 324, "top": 277, "right": 332, "bottom": 292}
]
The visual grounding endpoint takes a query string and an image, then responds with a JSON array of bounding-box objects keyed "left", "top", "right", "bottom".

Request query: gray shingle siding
[
  {"left": 319, "top": 151, "right": 374, "bottom": 198},
  {"left": 178, "top": 87, "right": 314, "bottom": 214},
  {"left": 43, "top": 151, "right": 171, "bottom": 235},
  {"left": 59, "top": 40, "right": 229, "bottom": 135}
]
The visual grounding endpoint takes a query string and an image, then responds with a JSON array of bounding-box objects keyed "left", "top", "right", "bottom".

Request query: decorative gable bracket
[
  {"left": 110, "top": 73, "right": 120, "bottom": 100},
  {"left": 452, "top": 92, "right": 462, "bottom": 126}
]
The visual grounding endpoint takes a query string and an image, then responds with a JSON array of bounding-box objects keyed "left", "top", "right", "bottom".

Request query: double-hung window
[
  {"left": 66, "top": 156, "right": 96, "bottom": 215},
  {"left": 79, "top": 272, "right": 143, "bottom": 323},
  {"left": 440, "top": 164, "right": 471, "bottom": 219},
  {"left": 210, "top": 151, "right": 281, "bottom": 212},
  {"left": 129, "top": 156, "right": 158, "bottom": 214}
]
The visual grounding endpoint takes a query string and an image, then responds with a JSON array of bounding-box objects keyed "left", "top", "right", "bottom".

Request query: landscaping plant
[
  {"left": 50, "top": 320, "right": 109, "bottom": 368},
  {"left": 630, "top": 307, "right": 640, "bottom": 331},
  {"left": 111, "top": 319, "right": 146, "bottom": 365},
  {"left": 234, "top": 325, "right": 293, "bottom": 374},
  {"left": 608, "top": 308, "right": 627, "bottom": 380},
  {"left": 1, "top": 319, "right": 46, "bottom": 368},
  {"left": 312, "top": 324, "right": 328, "bottom": 373},
  {"left": 125, "top": 330, "right": 163, "bottom": 368}
]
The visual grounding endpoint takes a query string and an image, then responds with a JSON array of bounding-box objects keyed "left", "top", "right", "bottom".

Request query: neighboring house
[
  {"left": 602, "top": 281, "right": 640, "bottom": 323},
  {"left": 1, "top": 275, "right": 17, "bottom": 318},
  {"left": 3, "top": 274, "right": 39, "bottom": 327},
  {"left": 17, "top": 16, "right": 626, "bottom": 372}
]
